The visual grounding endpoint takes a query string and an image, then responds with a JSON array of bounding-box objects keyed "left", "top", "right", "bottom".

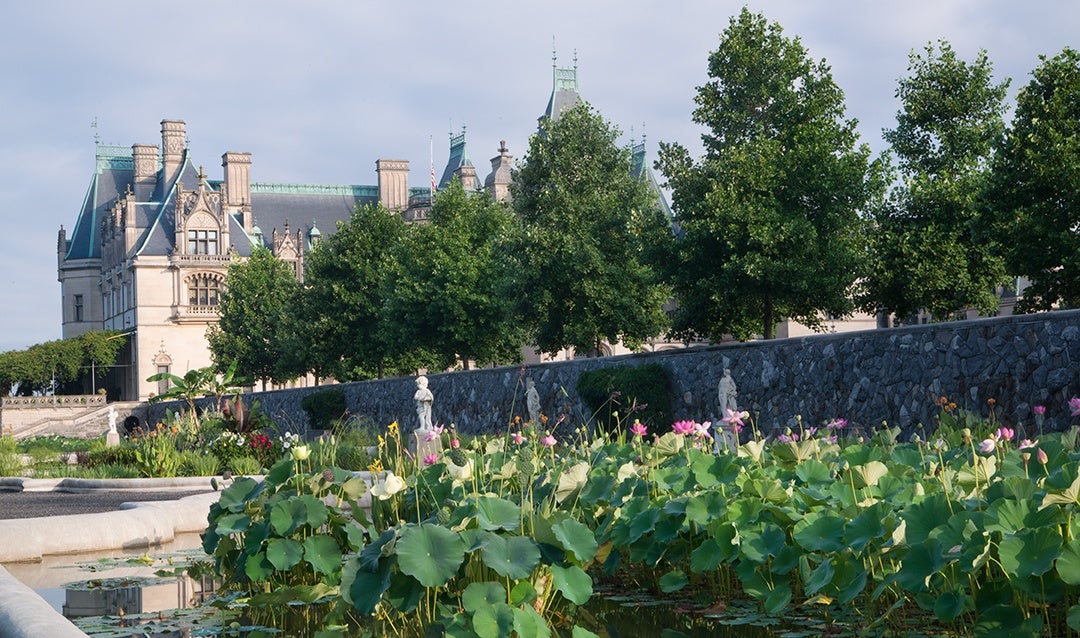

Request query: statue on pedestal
[
  {"left": 107, "top": 406, "right": 118, "bottom": 435},
  {"left": 526, "top": 378, "right": 541, "bottom": 424},
  {"left": 718, "top": 369, "right": 738, "bottom": 415},
  {"left": 414, "top": 375, "right": 434, "bottom": 431}
]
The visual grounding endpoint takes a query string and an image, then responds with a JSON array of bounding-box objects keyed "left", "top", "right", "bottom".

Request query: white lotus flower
[{"left": 370, "top": 472, "right": 406, "bottom": 500}]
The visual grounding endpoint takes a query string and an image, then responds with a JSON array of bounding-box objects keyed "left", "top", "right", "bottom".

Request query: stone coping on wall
[
  {"left": 145, "top": 309, "right": 1080, "bottom": 441},
  {"left": 2, "top": 395, "right": 106, "bottom": 409}
]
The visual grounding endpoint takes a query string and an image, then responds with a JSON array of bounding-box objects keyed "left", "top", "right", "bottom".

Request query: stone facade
[{"left": 148, "top": 310, "right": 1080, "bottom": 440}]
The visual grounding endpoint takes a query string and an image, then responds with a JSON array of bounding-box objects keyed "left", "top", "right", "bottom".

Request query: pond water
[{"left": 7, "top": 541, "right": 850, "bottom": 637}]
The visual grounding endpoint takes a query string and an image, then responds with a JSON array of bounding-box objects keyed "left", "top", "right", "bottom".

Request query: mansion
[{"left": 57, "top": 62, "right": 673, "bottom": 400}]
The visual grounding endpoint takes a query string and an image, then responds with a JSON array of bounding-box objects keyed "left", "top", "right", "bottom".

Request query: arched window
[{"left": 187, "top": 273, "right": 222, "bottom": 307}]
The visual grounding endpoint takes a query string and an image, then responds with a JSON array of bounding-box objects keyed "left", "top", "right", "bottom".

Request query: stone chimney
[
  {"left": 160, "top": 120, "right": 186, "bottom": 186},
  {"left": 376, "top": 159, "right": 409, "bottom": 212},
  {"left": 132, "top": 144, "right": 159, "bottom": 201},
  {"left": 222, "top": 152, "right": 253, "bottom": 231},
  {"left": 485, "top": 141, "right": 513, "bottom": 202}
]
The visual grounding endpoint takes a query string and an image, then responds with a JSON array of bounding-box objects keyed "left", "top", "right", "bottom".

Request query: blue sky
[{"left": 0, "top": 1, "right": 1076, "bottom": 353}]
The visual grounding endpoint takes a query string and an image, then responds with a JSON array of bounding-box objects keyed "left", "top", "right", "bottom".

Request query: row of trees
[
  {"left": 209, "top": 9, "right": 1080, "bottom": 385},
  {"left": 0, "top": 330, "right": 127, "bottom": 396}
]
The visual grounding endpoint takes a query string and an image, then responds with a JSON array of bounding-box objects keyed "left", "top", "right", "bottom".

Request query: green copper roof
[
  {"left": 250, "top": 182, "right": 378, "bottom": 197},
  {"left": 95, "top": 145, "right": 134, "bottom": 172}
]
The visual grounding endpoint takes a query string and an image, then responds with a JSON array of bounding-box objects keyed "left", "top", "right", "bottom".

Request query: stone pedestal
[
  {"left": 105, "top": 431, "right": 121, "bottom": 448},
  {"left": 412, "top": 430, "right": 443, "bottom": 462}
]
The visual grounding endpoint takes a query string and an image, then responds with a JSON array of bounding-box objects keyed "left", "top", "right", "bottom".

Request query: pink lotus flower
[
  {"left": 540, "top": 434, "right": 557, "bottom": 447},
  {"left": 1018, "top": 438, "right": 1039, "bottom": 450},
  {"left": 778, "top": 433, "right": 799, "bottom": 444},
  {"left": 721, "top": 409, "right": 748, "bottom": 433},
  {"left": 693, "top": 421, "right": 712, "bottom": 439},
  {"left": 630, "top": 422, "right": 648, "bottom": 437},
  {"left": 450, "top": 438, "right": 460, "bottom": 449},
  {"left": 825, "top": 418, "right": 847, "bottom": 430},
  {"left": 979, "top": 438, "right": 996, "bottom": 454},
  {"left": 512, "top": 432, "right": 527, "bottom": 445},
  {"left": 996, "top": 427, "right": 1015, "bottom": 442},
  {"left": 1038, "top": 448, "right": 1049, "bottom": 464},
  {"left": 1070, "top": 397, "right": 1080, "bottom": 417},
  {"left": 672, "top": 420, "right": 696, "bottom": 435},
  {"left": 1034, "top": 405, "right": 1047, "bottom": 416},
  {"left": 423, "top": 453, "right": 439, "bottom": 466}
]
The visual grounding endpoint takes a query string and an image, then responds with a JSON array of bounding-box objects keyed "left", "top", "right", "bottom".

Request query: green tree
[
  {"left": 0, "top": 330, "right": 127, "bottom": 396},
  {"left": 388, "top": 180, "right": 524, "bottom": 368},
  {"left": 990, "top": 47, "right": 1080, "bottom": 311},
  {"left": 861, "top": 41, "right": 1010, "bottom": 321},
  {"left": 510, "top": 102, "right": 671, "bottom": 356},
  {"left": 298, "top": 204, "right": 428, "bottom": 380},
  {"left": 657, "top": 8, "right": 881, "bottom": 341},
  {"left": 207, "top": 247, "right": 297, "bottom": 388}
]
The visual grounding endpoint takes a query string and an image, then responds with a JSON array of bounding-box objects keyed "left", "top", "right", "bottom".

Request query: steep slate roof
[
  {"left": 64, "top": 145, "right": 135, "bottom": 261},
  {"left": 134, "top": 158, "right": 202, "bottom": 257},
  {"left": 438, "top": 129, "right": 474, "bottom": 189},
  {"left": 244, "top": 185, "right": 378, "bottom": 256},
  {"left": 631, "top": 142, "right": 673, "bottom": 220},
  {"left": 542, "top": 65, "right": 582, "bottom": 122}
]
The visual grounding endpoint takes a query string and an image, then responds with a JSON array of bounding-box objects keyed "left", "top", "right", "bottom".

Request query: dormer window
[{"left": 188, "top": 229, "right": 218, "bottom": 255}]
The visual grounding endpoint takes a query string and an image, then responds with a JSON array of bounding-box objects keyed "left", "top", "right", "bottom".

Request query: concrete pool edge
[{"left": 0, "top": 489, "right": 222, "bottom": 638}]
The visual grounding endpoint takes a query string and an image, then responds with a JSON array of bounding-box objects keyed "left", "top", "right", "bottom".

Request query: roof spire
[{"left": 552, "top": 36, "right": 557, "bottom": 68}]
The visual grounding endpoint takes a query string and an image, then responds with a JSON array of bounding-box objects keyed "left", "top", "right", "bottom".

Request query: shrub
[
  {"left": 576, "top": 363, "right": 673, "bottom": 435},
  {"left": 82, "top": 444, "right": 140, "bottom": 468},
  {"left": 335, "top": 443, "right": 370, "bottom": 471},
  {"left": 181, "top": 450, "right": 222, "bottom": 476},
  {"left": 301, "top": 388, "right": 347, "bottom": 431},
  {"left": 230, "top": 455, "right": 263, "bottom": 476}
]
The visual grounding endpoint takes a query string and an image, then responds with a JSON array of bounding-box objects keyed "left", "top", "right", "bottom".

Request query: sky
[{"left": 0, "top": 1, "right": 1076, "bottom": 353}]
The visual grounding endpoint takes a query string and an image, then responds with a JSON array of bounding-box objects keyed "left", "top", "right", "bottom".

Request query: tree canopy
[
  {"left": 657, "top": 8, "right": 882, "bottom": 341},
  {"left": 860, "top": 41, "right": 1010, "bottom": 321},
  {"left": 207, "top": 246, "right": 297, "bottom": 387},
  {"left": 0, "top": 330, "right": 128, "bottom": 396},
  {"left": 387, "top": 179, "right": 525, "bottom": 368},
  {"left": 509, "top": 102, "right": 672, "bottom": 356},
  {"left": 990, "top": 47, "right": 1080, "bottom": 312}
]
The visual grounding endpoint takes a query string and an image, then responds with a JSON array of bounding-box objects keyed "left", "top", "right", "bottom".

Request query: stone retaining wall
[{"left": 148, "top": 310, "right": 1080, "bottom": 439}]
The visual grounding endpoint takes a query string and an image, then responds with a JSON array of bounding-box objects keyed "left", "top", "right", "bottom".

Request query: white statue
[
  {"left": 414, "top": 375, "right": 434, "bottom": 431},
  {"left": 107, "top": 406, "right": 118, "bottom": 434},
  {"left": 526, "top": 378, "right": 541, "bottom": 424},
  {"left": 718, "top": 369, "right": 738, "bottom": 415}
]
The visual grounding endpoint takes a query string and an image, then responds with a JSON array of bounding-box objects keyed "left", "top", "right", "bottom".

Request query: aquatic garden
[{"left": 9, "top": 394, "right": 1080, "bottom": 636}]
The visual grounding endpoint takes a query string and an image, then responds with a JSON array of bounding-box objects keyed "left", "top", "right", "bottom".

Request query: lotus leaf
[
  {"left": 550, "top": 563, "right": 592, "bottom": 604},
  {"left": 792, "top": 511, "right": 846, "bottom": 553},
  {"left": 463, "top": 581, "right": 507, "bottom": 613},
  {"left": 555, "top": 461, "right": 590, "bottom": 504},
  {"left": 215, "top": 513, "right": 251, "bottom": 535},
  {"left": 998, "top": 527, "right": 1061, "bottom": 579},
  {"left": 481, "top": 532, "right": 540, "bottom": 580},
  {"left": 512, "top": 605, "right": 551, "bottom": 638},
  {"left": 396, "top": 523, "right": 466, "bottom": 587},
  {"left": 473, "top": 602, "right": 516, "bottom": 638},
  {"left": 685, "top": 491, "right": 727, "bottom": 527},
  {"left": 802, "top": 556, "right": 834, "bottom": 595},
  {"left": 386, "top": 572, "right": 424, "bottom": 612},
  {"left": 659, "top": 569, "right": 688, "bottom": 593},
  {"left": 303, "top": 534, "right": 343, "bottom": 576},
  {"left": 266, "top": 537, "right": 303, "bottom": 571},
  {"left": 218, "top": 476, "right": 264, "bottom": 512},
  {"left": 552, "top": 518, "right": 598, "bottom": 563},
  {"left": 476, "top": 495, "right": 522, "bottom": 531}
]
